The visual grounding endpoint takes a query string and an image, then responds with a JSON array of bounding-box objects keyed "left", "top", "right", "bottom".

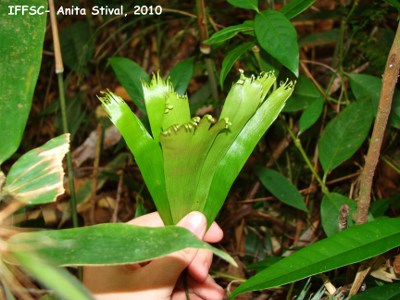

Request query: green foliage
[
  {"left": 109, "top": 57, "right": 149, "bottom": 112},
  {"left": 320, "top": 193, "right": 356, "bottom": 236},
  {"left": 0, "top": 0, "right": 47, "bottom": 165},
  {"left": 10, "top": 223, "right": 236, "bottom": 266},
  {"left": 318, "top": 98, "right": 374, "bottom": 175},
  {"left": 255, "top": 10, "right": 299, "bottom": 76},
  {"left": 350, "top": 282, "right": 400, "bottom": 299},
  {"left": 230, "top": 218, "right": 400, "bottom": 297},
  {"left": 256, "top": 167, "right": 307, "bottom": 212}
]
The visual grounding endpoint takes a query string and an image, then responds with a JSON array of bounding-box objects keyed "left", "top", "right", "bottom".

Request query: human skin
[{"left": 83, "top": 211, "right": 224, "bottom": 300}]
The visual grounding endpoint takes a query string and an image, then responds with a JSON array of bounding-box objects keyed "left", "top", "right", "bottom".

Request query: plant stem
[
  {"left": 286, "top": 125, "right": 329, "bottom": 195},
  {"left": 356, "top": 21, "right": 400, "bottom": 224},
  {"left": 48, "top": 0, "right": 79, "bottom": 229},
  {"left": 196, "top": 0, "right": 219, "bottom": 102}
]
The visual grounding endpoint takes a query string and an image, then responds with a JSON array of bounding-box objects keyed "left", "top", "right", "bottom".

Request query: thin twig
[
  {"left": 48, "top": 0, "right": 79, "bottom": 228},
  {"left": 356, "top": 21, "right": 400, "bottom": 224}
]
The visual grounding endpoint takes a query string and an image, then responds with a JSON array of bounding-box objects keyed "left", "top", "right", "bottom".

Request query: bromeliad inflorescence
[{"left": 99, "top": 71, "right": 294, "bottom": 225}]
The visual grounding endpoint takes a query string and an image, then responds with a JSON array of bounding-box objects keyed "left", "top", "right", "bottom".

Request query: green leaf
[
  {"left": 204, "top": 21, "right": 254, "bottom": 45},
  {"left": 3, "top": 135, "right": 69, "bottom": 205},
  {"left": 204, "top": 81, "right": 295, "bottom": 225},
  {"left": 298, "top": 97, "right": 324, "bottom": 134},
  {"left": 0, "top": 0, "right": 47, "bottom": 165},
  {"left": 350, "top": 282, "right": 400, "bottom": 300},
  {"left": 60, "top": 21, "right": 93, "bottom": 73},
  {"left": 348, "top": 73, "right": 400, "bottom": 127},
  {"left": 10, "top": 223, "right": 236, "bottom": 266},
  {"left": 255, "top": 10, "right": 299, "bottom": 76},
  {"left": 220, "top": 42, "right": 255, "bottom": 88},
  {"left": 318, "top": 98, "right": 373, "bottom": 174},
  {"left": 284, "top": 76, "right": 323, "bottom": 112},
  {"left": 230, "top": 217, "right": 400, "bottom": 298},
  {"left": 256, "top": 167, "right": 308, "bottom": 212},
  {"left": 12, "top": 251, "right": 92, "bottom": 300},
  {"left": 321, "top": 193, "right": 356, "bottom": 236},
  {"left": 169, "top": 57, "right": 195, "bottom": 95},
  {"left": 227, "top": 0, "right": 259, "bottom": 12},
  {"left": 109, "top": 57, "right": 149, "bottom": 112},
  {"left": 280, "top": 0, "right": 316, "bottom": 19},
  {"left": 98, "top": 91, "right": 172, "bottom": 225}
]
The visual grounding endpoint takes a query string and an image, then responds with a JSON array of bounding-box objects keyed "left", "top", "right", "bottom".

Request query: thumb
[{"left": 142, "top": 212, "right": 207, "bottom": 287}]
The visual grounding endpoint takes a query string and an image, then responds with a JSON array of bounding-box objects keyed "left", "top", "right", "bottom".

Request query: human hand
[{"left": 83, "top": 211, "right": 224, "bottom": 300}]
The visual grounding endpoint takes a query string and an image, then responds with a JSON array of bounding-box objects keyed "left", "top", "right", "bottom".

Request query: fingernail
[{"left": 180, "top": 211, "right": 206, "bottom": 238}]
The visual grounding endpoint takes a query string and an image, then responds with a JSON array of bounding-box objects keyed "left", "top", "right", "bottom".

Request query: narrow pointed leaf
[
  {"left": 256, "top": 167, "right": 308, "bottom": 212},
  {"left": 109, "top": 57, "right": 149, "bottom": 112},
  {"left": 204, "top": 82, "right": 295, "bottom": 224},
  {"left": 299, "top": 97, "right": 324, "bottom": 134},
  {"left": 3, "top": 134, "right": 69, "bottom": 205},
  {"left": 318, "top": 98, "right": 373, "bottom": 174},
  {"left": 0, "top": 0, "right": 47, "bottom": 165},
  {"left": 12, "top": 251, "right": 92, "bottom": 300},
  {"left": 230, "top": 217, "right": 400, "bottom": 298},
  {"left": 220, "top": 42, "right": 254, "bottom": 88},
  {"left": 10, "top": 223, "right": 237, "bottom": 267},
  {"left": 204, "top": 21, "right": 254, "bottom": 45},
  {"left": 169, "top": 57, "right": 195, "bottom": 95},
  {"left": 98, "top": 91, "right": 172, "bottom": 224},
  {"left": 255, "top": 10, "right": 299, "bottom": 76}
]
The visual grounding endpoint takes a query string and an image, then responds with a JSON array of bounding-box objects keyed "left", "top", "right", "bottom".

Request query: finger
[
  {"left": 204, "top": 221, "right": 224, "bottom": 243},
  {"left": 187, "top": 249, "right": 213, "bottom": 282},
  {"left": 127, "top": 211, "right": 164, "bottom": 227},
  {"left": 141, "top": 212, "right": 207, "bottom": 287},
  {"left": 173, "top": 274, "right": 224, "bottom": 300},
  {"left": 188, "top": 274, "right": 224, "bottom": 300}
]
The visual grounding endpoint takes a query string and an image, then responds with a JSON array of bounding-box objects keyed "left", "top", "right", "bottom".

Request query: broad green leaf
[
  {"left": 230, "top": 217, "right": 400, "bottom": 298},
  {"left": 12, "top": 251, "right": 92, "bottom": 300},
  {"left": 255, "top": 10, "right": 299, "bottom": 76},
  {"left": 109, "top": 57, "right": 149, "bottom": 112},
  {"left": 318, "top": 98, "right": 373, "bottom": 174},
  {"left": 350, "top": 282, "right": 400, "bottom": 300},
  {"left": 348, "top": 73, "right": 400, "bottom": 127},
  {"left": 60, "top": 21, "right": 93, "bottom": 73},
  {"left": 284, "top": 76, "right": 323, "bottom": 112},
  {"left": 204, "top": 81, "right": 295, "bottom": 225},
  {"left": 320, "top": 193, "right": 356, "bottom": 236},
  {"left": 98, "top": 92, "right": 172, "bottom": 224},
  {"left": 204, "top": 21, "right": 254, "bottom": 45},
  {"left": 256, "top": 167, "right": 308, "bottom": 212},
  {"left": 169, "top": 57, "right": 195, "bottom": 95},
  {"left": 3, "top": 135, "right": 69, "bottom": 205},
  {"left": 227, "top": 0, "right": 259, "bottom": 12},
  {"left": 10, "top": 223, "right": 236, "bottom": 266},
  {"left": 298, "top": 97, "right": 324, "bottom": 134},
  {"left": 0, "top": 0, "right": 47, "bottom": 165},
  {"left": 220, "top": 42, "right": 254, "bottom": 88},
  {"left": 280, "top": 0, "right": 316, "bottom": 19}
]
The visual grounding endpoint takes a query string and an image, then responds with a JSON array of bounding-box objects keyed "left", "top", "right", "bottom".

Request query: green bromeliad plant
[{"left": 99, "top": 71, "right": 294, "bottom": 225}]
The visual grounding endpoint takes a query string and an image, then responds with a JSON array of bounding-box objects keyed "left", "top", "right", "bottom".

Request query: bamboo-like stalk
[
  {"left": 356, "top": 21, "right": 400, "bottom": 224},
  {"left": 48, "top": 0, "right": 79, "bottom": 229}
]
